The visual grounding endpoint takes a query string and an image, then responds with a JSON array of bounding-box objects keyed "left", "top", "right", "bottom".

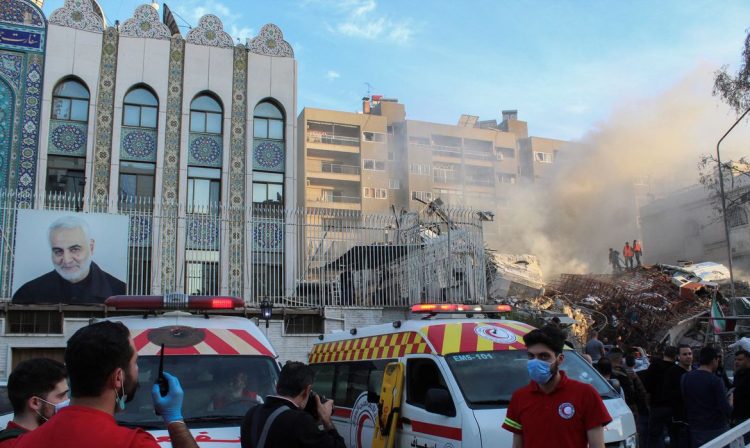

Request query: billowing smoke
[{"left": 491, "top": 64, "right": 750, "bottom": 278}]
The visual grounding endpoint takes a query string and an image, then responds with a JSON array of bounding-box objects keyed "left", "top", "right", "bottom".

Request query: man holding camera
[{"left": 240, "top": 361, "right": 345, "bottom": 448}]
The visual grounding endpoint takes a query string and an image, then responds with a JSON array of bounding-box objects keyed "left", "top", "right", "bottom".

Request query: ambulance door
[{"left": 399, "top": 356, "right": 463, "bottom": 448}]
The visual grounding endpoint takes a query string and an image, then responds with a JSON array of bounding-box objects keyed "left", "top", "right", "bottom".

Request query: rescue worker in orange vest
[
  {"left": 623, "top": 242, "right": 634, "bottom": 269},
  {"left": 633, "top": 240, "right": 643, "bottom": 267}
]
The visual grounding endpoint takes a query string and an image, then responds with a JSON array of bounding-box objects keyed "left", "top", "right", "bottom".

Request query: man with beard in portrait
[
  {"left": 15, "top": 321, "right": 199, "bottom": 448},
  {"left": 12, "top": 215, "right": 126, "bottom": 304}
]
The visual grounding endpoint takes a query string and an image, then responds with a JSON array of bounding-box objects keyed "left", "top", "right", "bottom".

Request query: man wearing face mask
[
  {"left": 0, "top": 358, "right": 68, "bottom": 446},
  {"left": 15, "top": 321, "right": 198, "bottom": 448},
  {"left": 502, "top": 325, "right": 612, "bottom": 448}
]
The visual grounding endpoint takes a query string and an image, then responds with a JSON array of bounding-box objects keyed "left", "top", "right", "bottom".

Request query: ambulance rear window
[{"left": 445, "top": 350, "right": 617, "bottom": 408}]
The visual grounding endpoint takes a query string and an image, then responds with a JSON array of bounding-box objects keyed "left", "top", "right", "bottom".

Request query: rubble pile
[{"left": 544, "top": 267, "right": 716, "bottom": 350}]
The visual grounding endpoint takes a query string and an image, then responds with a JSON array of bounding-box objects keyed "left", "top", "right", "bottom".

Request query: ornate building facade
[{"left": 34, "top": 0, "right": 298, "bottom": 299}]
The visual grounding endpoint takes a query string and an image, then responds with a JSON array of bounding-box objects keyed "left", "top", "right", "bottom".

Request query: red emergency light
[
  {"left": 105, "top": 295, "right": 243, "bottom": 311},
  {"left": 410, "top": 303, "right": 511, "bottom": 314}
]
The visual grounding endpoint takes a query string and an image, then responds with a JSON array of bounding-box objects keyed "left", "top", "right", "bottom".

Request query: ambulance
[
  {"left": 99, "top": 294, "right": 280, "bottom": 447},
  {"left": 308, "top": 304, "right": 637, "bottom": 448}
]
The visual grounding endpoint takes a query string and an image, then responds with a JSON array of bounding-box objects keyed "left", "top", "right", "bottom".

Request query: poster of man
[{"left": 12, "top": 210, "right": 129, "bottom": 304}]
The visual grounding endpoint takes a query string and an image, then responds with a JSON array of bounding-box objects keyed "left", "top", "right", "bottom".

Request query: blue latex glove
[{"left": 151, "top": 372, "right": 184, "bottom": 424}]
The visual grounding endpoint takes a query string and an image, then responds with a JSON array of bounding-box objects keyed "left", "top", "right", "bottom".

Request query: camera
[{"left": 304, "top": 391, "right": 329, "bottom": 421}]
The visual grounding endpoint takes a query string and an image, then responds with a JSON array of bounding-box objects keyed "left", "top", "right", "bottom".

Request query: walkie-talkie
[{"left": 156, "top": 343, "right": 169, "bottom": 397}]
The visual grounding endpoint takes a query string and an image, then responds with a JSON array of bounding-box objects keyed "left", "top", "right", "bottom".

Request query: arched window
[
  {"left": 47, "top": 78, "right": 90, "bottom": 202},
  {"left": 190, "top": 94, "right": 222, "bottom": 134},
  {"left": 252, "top": 101, "right": 285, "bottom": 205},
  {"left": 123, "top": 87, "right": 157, "bottom": 128},
  {"left": 51, "top": 79, "right": 89, "bottom": 122},
  {"left": 253, "top": 101, "right": 284, "bottom": 140}
]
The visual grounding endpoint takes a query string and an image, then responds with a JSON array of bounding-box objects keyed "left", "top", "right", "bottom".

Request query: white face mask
[{"left": 34, "top": 397, "right": 70, "bottom": 421}]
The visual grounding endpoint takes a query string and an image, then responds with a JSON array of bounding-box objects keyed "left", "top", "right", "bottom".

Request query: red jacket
[{"left": 623, "top": 246, "right": 634, "bottom": 257}]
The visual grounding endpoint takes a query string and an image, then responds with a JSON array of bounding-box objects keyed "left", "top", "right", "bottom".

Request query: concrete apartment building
[{"left": 298, "top": 98, "right": 571, "bottom": 240}]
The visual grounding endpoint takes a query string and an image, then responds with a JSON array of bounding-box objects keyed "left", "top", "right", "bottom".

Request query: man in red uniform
[
  {"left": 502, "top": 325, "right": 611, "bottom": 448},
  {"left": 0, "top": 358, "right": 68, "bottom": 446},
  {"left": 15, "top": 321, "right": 198, "bottom": 448}
]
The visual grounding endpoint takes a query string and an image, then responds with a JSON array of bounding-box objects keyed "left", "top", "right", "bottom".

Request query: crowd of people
[
  {"left": 585, "top": 330, "right": 748, "bottom": 448},
  {"left": 609, "top": 240, "right": 644, "bottom": 272}
]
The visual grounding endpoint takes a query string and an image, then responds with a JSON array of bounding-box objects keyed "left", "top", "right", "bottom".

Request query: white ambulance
[
  {"left": 308, "top": 304, "right": 637, "bottom": 448},
  {"left": 99, "top": 294, "right": 280, "bottom": 447}
]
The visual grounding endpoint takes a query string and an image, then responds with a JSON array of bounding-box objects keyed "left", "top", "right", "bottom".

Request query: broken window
[
  {"left": 534, "top": 152, "right": 553, "bottom": 163},
  {"left": 729, "top": 206, "right": 749, "bottom": 228}
]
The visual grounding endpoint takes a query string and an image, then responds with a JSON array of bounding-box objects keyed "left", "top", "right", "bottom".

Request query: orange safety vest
[
  {"left": 633, "top": 242, "right": 642, "bottom": 253},
  {"left": 623, "top": 245, "right": 633, "bottom": 257}
]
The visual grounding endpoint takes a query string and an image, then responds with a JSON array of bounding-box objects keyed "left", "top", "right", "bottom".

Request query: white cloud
[
  {"left": 326, "top": 0, "right": 416, "bottom": 44},
  {"left": 326, "top": 70, "right": 341, "bottom": 81},
  {"left": 175, "top": 0, "right": 254, "bottom": 43}
]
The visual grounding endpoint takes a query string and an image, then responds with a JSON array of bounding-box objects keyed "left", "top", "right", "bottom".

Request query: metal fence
[{"left": 0, "top": 190, "right": 487, "bottom": 308}]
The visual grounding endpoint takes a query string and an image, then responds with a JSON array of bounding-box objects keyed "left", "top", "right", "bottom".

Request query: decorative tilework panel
[
  {"left": 0, "top": 52, "right": 22, "bottom": 88},
  {"left": 48, "top": 119, "right": 87, "bottom": 156},
  {"left": 49, "top": 0, "right": 103, "bottom": 33},
  {"left": 91, "top": 27, "right": 118, "bottom": 201},
  {"left": 252, "top": 221, "right": 283, "bottom": 252},
  {"left": 185, "top": 15, "right": 233, "bottom": 48},
  {"left": 188, "top": 133, "right": 223, "bottom": 167},
  {"left": 252, "top": 139, "right": 284, "bottom": 172},
  {"left": 186, "top": 218, "right": 220, "bottom": 250},
  {"left": 247, "top": 24, "right": 293, "bottom": 58},
  {"left": 120, "top": 5, "right": 170, "bottom": 40},
  {"left": 120, "top": 126, "right": 157, "bottom": 162},
  {"left": 228, "top": 45, "right": 247, "bottom": 296},
  {"left": 159, "top": 36, "right": 185, "bottom": 293},
  {"left": 129, "top": 215, "right": 152, "bottom": 247},
  {"left": 0, "top": 0, "right": 45, "bottom": 28},
  {"left": 14, "top": 52, "right": 43, "bottom": 203},
  {"left": 0, "top": 79, "right": 13, "bottom": 191}
]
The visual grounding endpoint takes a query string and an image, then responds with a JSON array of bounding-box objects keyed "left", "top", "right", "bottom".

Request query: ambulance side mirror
[{"left": 425, "top": 388, "right": 455, "bottom": 417}]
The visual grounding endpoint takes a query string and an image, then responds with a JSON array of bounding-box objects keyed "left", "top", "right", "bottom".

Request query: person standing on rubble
[
  {"left": 663, "top": 345, "right": 693, "bottom": 448},
  {"left": 633, "top": 240, "right": 643, "bottom": 267},
  {"left": 623, "top": 242, "right": 634, "bottom": 269},
  {"left": 645, "top": 346, "right": 678, "bottom": 448},
  {"left": 585, "top": 331, "right": 606, "bottom": 363},
  {"left": 609, "top": 249, "right": 622, "bottom": 273}
]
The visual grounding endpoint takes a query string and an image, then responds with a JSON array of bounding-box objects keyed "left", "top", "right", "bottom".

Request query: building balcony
[
  {"left": 307, "top": 161, "right": 361, "bottom": 182},
  {"left": 306, "top": 132, "right": 360, "bottom": 153},
  {"left": 307, "top": 194, "right": 361, "bottom": 210}
]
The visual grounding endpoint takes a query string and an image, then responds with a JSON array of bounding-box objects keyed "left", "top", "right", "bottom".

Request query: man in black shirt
[
  {"left": 12, "top": 216, "right": 125, "bottom": 304},
  {"left": 645, "top": 345, "right": 677, "bottom": 448},
  {"left": 681, "top": 346, "right": 732, "bottom": 447},
  {"left": 663, "top": 345, "right": 693, "bottom": 448},
  {"left": 733, "top": 349, "right": 750, "bottom": 426},
  {"left": 241, "top": 362, "right": 345, "bottom": 448}
]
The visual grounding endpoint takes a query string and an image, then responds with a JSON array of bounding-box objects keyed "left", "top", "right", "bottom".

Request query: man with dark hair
[
  {"left": 681, "top": 346, "right": 732, "bottom": 447},
  {"left": 607, "top": 349, "right": 636, "bottom": 415},
  {"left": 645, "top": 346, "right": 678, "bottom": 448},
  {"left": 585, "top": 331, "right": 606, "bottom": 363},
  {"left": 15, "top": 321, "right": 198, "bottom": 448},
  {"left": 662, "top": 344, "right": 693, "bottom": 448},
  {"left": 733, "top": 349, "right": 750, "bottom": 426},
  {"left": 503, "top": 325, "right": 611, "bottom": 448},
  {"left": 0, "top": 358, "right": 68, "bottom": 445},
  {"left": 240, "top": 361, "right": 345, "bottom": 448},
  {"left": 624, "top": 354, "right": 649, "bottom": 448}
]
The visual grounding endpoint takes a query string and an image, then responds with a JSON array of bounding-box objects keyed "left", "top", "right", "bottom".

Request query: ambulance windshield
[
  {"left": 446, "top": 350, "right": 618, "bottom": 408},
  {"left": 116, "top": 355, "right": 279, "bottom": 429}
]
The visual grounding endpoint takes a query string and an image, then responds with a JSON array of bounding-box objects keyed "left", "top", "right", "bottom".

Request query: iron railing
[{"left": 0, "top": 190, "right": 487, "bottom": 308}]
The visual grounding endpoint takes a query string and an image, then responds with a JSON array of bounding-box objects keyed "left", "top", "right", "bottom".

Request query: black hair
[
  {"left": 664, "top": 346, "right": 679, "bottom": 359},
  {"left": 276, "top": 361, "right": 315, "bottom": 397},
  {"left": 698, "top": 346, "right": 719, "bottom": 366},
  {"left": 625, "top": 354, "right": 636, "bottom": 368},
  {"left": 65, "top": 321, "right": 132, "bottom": 398},
  {"left": 736, "top": 349, "right": 750, "bottom": 358},
  {"left": 8, "top": 358, "right": 67, "bottom": 414},
  {"left": 595, "top": 357, "right": 613, "bottom": 376},
  {"left": 523, "top": 325, "right": 565, "bottom": 355},
  {"left": 677, "top": 344, "right": 691, "bottom": 352}
]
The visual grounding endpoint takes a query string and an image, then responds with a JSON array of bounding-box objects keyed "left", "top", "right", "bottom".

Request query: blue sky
[{"left": 41, "top": 0, "right": 750, "bottom": 141}]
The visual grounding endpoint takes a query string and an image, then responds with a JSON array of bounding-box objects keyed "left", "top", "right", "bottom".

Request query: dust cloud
[{"left": 491, "top": 64, "right": 750, "bottom": 278}]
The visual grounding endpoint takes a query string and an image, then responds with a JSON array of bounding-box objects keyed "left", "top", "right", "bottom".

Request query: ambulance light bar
[
  {"left": 105, "top": 295, "right": 243, "bottom": 310},
  {"left": 410, "top": 304, "right": 512, "bottom": 313}
]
